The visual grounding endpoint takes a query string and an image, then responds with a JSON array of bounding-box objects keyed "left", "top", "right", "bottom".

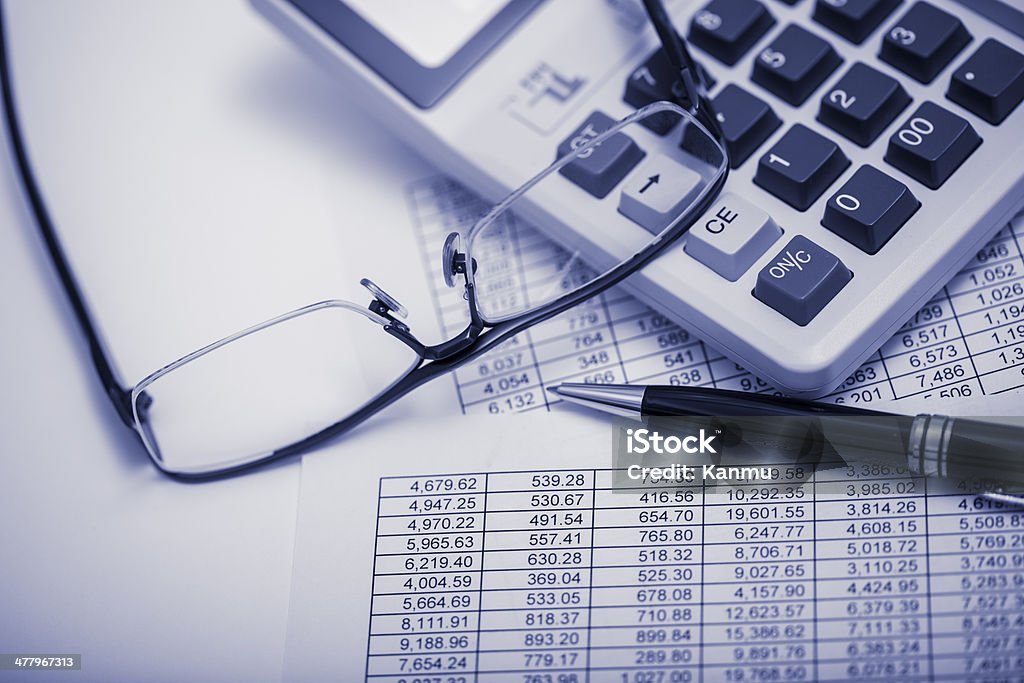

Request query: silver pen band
[{"left": 906, "top": 414, "right": 954, "bottom": 478}]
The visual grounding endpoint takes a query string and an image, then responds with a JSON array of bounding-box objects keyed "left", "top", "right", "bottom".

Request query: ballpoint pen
[{"left": 549, "top": 383, "right": 1024, "bottom": 505}]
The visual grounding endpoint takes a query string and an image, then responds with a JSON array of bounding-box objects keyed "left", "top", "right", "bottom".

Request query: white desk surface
[{"left": 0, "top": 1, "right": 429, "bottom": 681}]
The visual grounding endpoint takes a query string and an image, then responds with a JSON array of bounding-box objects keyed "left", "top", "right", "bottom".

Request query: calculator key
[
  {"left": 884, "top": 101, "right": 981, "bottom": 189},
  {"left": 623, "top": 48, "right": 716, "bottom": 134},
  {"left": 817, "top": 62, "right": 911, "bottom": 146},
  {"left": 755, "top": 235, "right": 852, "bottom": 325},
  {"left": 685, "top": 192, "right": 783, "bottom": 280},
  {"left": 556, "top": 111, "right": 645, "bottom": 198},
  {"left": 752, "top": 24, "right": 843, "bottom": 106},
  {"left": 754, "top": 124, "right": 850, "bottom": 211},
  {"left": 712, "top": 84, "right": 782, "bottom": 168},
  {"left": 947, "top": 39, "right": 1024, "bottom": 125},
  {"left": 879, "top": 1, "right": 972, "bottom": 84},
  {"left": 821, "top": 165, "right": 920, "bottom": 253},
  {"left": 688, "top": 0, "right": 776, "bottom": 66},
  {"left": 618, "top": 155, "right": 703, "bottom": 235},
  {"left": 813, "top": 0, "right": 901, "bottom": 45}
]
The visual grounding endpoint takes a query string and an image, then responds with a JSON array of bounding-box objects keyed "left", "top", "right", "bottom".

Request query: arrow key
[{"left": 618, "top": 155, "right": 703, "bottom": 235}]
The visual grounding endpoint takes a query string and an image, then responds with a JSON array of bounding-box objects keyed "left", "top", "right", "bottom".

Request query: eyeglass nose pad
[
  {"left": 360, "top": 278, "right": 408, "bottom": 319},
  {"left": 442, "top": 232, "right": 462, "bottom": 288}
]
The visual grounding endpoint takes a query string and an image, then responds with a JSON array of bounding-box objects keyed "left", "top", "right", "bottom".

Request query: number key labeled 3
[
  {"left": 884, "top": 101, "right": 981, "bottom": 190},
  {"left": 684, "top": 192, "right": 783, "bottom": 281},
  {"left": 754, "top": 235, "right": 852, "bottom": 325},
  {"left": 818, "top": 62, "right": 911, "bottom": 147},
  {"left": 751, "top": 24, "right": 842, "bottom": 106},
  {"left": 822, "top": 165, "right": 920, "bottom": 253},
  {"left": 879, "top": 1, "right": 972, "bottom": 84}
]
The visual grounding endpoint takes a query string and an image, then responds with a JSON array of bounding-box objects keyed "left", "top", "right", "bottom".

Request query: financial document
[
  {"left": 406, "top": 176, "right": 1024, "bottom": 412},
  {"left": 284, "top": 411, "right": 1024, "bottom": 682}
]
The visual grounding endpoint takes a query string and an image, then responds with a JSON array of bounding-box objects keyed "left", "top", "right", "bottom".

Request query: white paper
[{"left": 285, "top": 406, "right": 1024, "bottom": 682}]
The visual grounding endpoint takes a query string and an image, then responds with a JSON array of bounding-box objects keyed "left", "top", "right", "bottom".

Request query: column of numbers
[
  {"left": 368, "top": 475, "right": 486, "bottom": 682},
  {"left": 926, "top": 489, "right": 1024, "bottom": 680},
  {"left": 588, "top": 473, "right": 704, "bottom": 683},
  {"left": 702, "top": 473, "right": 817, "bottom": 681},
  {"left": 477, "top": 471, "right": 594, "bottom": 682},
  {"left": 814, "top": 465, "right": 931, "bottom": 681}
]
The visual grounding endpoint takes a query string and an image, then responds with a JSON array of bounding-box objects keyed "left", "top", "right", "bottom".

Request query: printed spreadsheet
[
  {"left": 406, "top": 176, "right": 1024, "bottom": 415},
  {"left": 366, "top": 465, "right": 1024, "bottom": 681}
]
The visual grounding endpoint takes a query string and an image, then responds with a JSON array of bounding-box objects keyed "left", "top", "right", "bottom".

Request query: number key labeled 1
[
  {"left": 684, "top": 192, "right": 783, "bottom": 280},
  {"left": 822, "top": 165, "right": 920, "bottom": 253},
  {"left": 884, "top": 101, "right": 981, "bottom": 189}
]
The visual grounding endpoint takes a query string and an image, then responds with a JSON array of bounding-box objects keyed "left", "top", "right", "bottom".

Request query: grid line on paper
[{"left": 405, "top": 176, "right": 1024, "bottom": 414}]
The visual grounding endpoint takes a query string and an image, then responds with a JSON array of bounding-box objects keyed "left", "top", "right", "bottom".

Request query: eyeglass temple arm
[
  {"left": 0, "top": 4, "right": 136, "bottom": 428},
  {"left": 642, "top": 0, "right": 702, "bottom": 113}
]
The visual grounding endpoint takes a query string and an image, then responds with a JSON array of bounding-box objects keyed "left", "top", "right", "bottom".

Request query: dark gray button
[
  {"left": 751, "top": 24, "right": 842, "bottom": 106},
  {"left": 822, "top": 165, "right": 920, "bottom": 254},
  {"left": 624, "top": 48, "right": 716, "bottom": 134},
  {"left": 754, "top": 124, "right": 850, "bottom": 211},
  {"left": 947, "top": 39, "right": 1024, "bottom": 125},
  {"left": 712, "top": 84, "right": 782, "bottom": 168},
  {"left": 689, "top": 0, "right": 776, "bottom": 66},
  {"left": 817, "top": 62, "right": 911, "bottom": 147},
  {"left": 755, "top": 235, "right": 852, "bottom": 325},
  {"left": 879, "top": 1, "right": 972, "bottom": 84},
  {"left": 884, "top": 101, "right": 981, "bottom": 189},
  {"left": 556, "top": 111, "right": 645, "bottom": 198},
  {"left": 813, "top": 0, "right": 901, "bottom": 45}
]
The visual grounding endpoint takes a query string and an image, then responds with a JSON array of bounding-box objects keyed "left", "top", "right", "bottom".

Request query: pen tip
[{"left": 546, "top": 386, "right": 565, "bottom": 396}]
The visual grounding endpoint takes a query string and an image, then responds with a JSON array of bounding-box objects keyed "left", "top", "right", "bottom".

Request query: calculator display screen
[
  {"left": 345, "top": 0, "right": 507, "bottom": 68},
  {"left": 287, "top": 0, "right": 541, "bottom": 108}
]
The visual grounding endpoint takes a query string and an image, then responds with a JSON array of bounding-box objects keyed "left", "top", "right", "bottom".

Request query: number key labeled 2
[
  {"left": 755, "top": 235, "right": 852, "bottom": 325},
  {"left": 884, "top": 101, "right": 981, "bottom": 190},
  {"left": 818, "top": 62, "right": 911, "bottom": 146},
  {"left": 822, "top": 165, "right": 920, "bottom": 253},
  {"left": 752, "top": 24, "right": 842, "bottom": 106}
]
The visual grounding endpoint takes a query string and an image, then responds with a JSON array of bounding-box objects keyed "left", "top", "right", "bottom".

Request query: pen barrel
[{"left": 908, "top": 415, "right": 1024, "bottom": 488}]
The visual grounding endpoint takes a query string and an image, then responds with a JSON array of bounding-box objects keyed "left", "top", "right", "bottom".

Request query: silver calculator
[{"left": 254, "top": 0, "right": 1024, "bottom": 396}]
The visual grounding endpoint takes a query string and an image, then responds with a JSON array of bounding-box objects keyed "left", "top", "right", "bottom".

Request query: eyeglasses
[{"left": 0, "top": 0, "right": 729, "bottom": 479}]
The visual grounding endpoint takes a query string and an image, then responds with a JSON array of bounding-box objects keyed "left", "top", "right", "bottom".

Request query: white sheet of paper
[{"left": 284, "top": 395, "right": 1024, "bottom": 682}]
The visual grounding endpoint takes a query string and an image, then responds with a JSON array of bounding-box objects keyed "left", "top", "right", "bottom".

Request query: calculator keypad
[
  {"left": 879, "top": 1, "right": 972, "bottom": 84},
  {"left": 752, "top": 24, "right": 843, "bottom": 106},
  {"left": 817, "top": 62, "right": 911, "bottom": 146},
  {"left": 884, "top": 101, "right": 981, "bottom": 189}
]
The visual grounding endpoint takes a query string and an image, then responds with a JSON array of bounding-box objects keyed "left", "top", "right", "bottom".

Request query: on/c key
[{"left": 754, "top": 235, "right": 852, "bottom": 325}]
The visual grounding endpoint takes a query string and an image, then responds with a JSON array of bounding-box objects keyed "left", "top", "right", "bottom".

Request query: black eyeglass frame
[{"left": 1, "top": 0, "right": 728, "bottom": 480}]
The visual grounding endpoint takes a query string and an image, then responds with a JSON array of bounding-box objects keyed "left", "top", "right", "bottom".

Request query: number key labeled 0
[{"left": 884, "top": 101, "right": 981, "bottom": 190}]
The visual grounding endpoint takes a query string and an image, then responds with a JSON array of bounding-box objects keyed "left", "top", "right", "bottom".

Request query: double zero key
[{"left": 885, "top": 101, "right": 981, "bottom": 190}]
